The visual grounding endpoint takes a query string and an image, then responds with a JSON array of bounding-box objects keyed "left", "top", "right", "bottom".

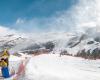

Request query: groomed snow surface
[{"left": 24, "top": 54, "right": 100, "bottom": 80}]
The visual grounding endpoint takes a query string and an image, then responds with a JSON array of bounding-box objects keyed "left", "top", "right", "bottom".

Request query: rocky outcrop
[{"left": 75, "top": 48, "right": 100, "bottom": 60}]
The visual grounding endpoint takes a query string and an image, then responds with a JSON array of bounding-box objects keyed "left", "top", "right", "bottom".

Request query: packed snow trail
[{"left": 23, "top": 54, "right": 100, "bottom": 80}]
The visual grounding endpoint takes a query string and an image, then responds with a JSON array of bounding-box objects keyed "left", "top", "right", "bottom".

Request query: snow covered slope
[{"left": 25, "top": 54, "right": 100, "bottom": 80}]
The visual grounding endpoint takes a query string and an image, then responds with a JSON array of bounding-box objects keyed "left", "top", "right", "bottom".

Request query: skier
[
  {"left": 0, "top": 58, "right": 10, "bottom": 78},
  {"left": 0, "top": 49, "right": 10, "bottom": 78}
]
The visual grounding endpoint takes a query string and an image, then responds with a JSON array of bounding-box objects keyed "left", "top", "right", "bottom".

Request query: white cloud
[
  {"left": 0, "top": 26, "right": 9, "bottom": 33},
  {"left": 49, "top": 0, "right": 97, "bottom": 34},
  {"left": 16, "top": 18, "right": 25, "bottom": 24},
  {"left": 0, "top": 26, "right": 13, "bottom": 35},
  {"left": 2, "top": 0, "right": 99, "bottom": 35},
  {"left": 0, "top": 25, "right": 22, "bottom": 36}
]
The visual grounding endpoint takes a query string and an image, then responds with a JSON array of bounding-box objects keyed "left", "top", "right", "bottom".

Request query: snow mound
[{"left": 9, "top": 55, "right": 22, "bottom": 61}]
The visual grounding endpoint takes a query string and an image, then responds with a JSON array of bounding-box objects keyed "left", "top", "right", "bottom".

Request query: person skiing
[
  {"left": 0, "top": 49, "right": 10, "bottom": 78},
  {"left": 0, "top": 58, "right": 10, "bottom": 78}
]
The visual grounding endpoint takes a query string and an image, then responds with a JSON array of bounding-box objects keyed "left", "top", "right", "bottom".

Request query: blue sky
[{"left": 0, "top": 0, "right": 78, "bottom": 31}]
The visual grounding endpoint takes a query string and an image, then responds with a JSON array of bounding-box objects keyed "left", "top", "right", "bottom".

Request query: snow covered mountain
[{"left": 0, "top": 26, "right": 100, "bottom": 59}]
